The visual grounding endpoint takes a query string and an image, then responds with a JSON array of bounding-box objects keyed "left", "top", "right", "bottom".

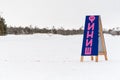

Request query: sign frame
[{"left": 80, "top": 15, "right": 108, "bottom": 62}]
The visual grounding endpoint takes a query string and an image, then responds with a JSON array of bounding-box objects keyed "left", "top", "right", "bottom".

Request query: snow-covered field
[{"left": 0, "top": 34, "right": 120, "bottom": 80}]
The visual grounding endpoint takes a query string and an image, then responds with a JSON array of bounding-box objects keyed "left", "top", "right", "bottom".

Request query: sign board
[
  {"left": 80, "top": 15, "right": 108, "bottom": 62},
  {"left": 81, "top": 16, "right": 99, "bottom": 56}
]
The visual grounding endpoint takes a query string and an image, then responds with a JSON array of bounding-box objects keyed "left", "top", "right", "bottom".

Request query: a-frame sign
[{"left": 80, "top": 15, "right": 108, "bottom": 62}]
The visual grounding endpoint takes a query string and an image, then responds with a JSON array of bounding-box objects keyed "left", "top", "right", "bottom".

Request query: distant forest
[
  {"left": 7, "top": 26, "right": 84, "bottom": 35},
  {"left": 0, "top": 17, "right": 120, "bottom": 36},
  {"left": 6, "top": 26, "right": 120, "bottom": 36}
]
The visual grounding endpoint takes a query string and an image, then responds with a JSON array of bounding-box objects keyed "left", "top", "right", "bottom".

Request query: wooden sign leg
[
  {"left": 80, "top": 56, "right": 84, "bottom": 62},
  {"left": 91, "top": 56, "right": 94, "bottom": 61},
  {"left": 95, "top": 56, "right": 98, "bottom": 62},
  {"left": 104, "top": 54, "right": 108, "bottom": 61},
  {"left": 99, "top": 16, "right": 108, "bottom": 61}
]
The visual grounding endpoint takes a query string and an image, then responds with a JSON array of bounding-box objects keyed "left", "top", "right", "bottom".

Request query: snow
[{"left": 0, "top": 34, "right": 120, "bottom": 80}]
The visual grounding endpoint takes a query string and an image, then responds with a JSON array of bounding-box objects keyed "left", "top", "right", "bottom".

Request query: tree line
[
  {"left": 7, "top": 26, "right": 84, "bottom": 35},
  {"left": 0, "top": 17, "right": 120, "bottom": 36}
]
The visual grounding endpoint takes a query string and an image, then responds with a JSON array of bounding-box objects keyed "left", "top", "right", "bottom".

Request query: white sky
[{"left": 0, "top": 0, "right": 120, "bottom": 29}]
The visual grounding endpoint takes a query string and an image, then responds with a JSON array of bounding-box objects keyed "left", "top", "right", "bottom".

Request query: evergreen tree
[{"left": 0, "top": 17, "right": 7, "bottom": 35}]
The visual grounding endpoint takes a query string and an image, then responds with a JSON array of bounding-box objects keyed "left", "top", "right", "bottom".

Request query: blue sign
[{"left": 81, "top": 16, "right": 99, "bottom": 56}]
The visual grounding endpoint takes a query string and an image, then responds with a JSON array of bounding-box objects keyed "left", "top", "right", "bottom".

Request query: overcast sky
[{"left": 0, "top": 0, "right": 120, "bottom": 29}]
